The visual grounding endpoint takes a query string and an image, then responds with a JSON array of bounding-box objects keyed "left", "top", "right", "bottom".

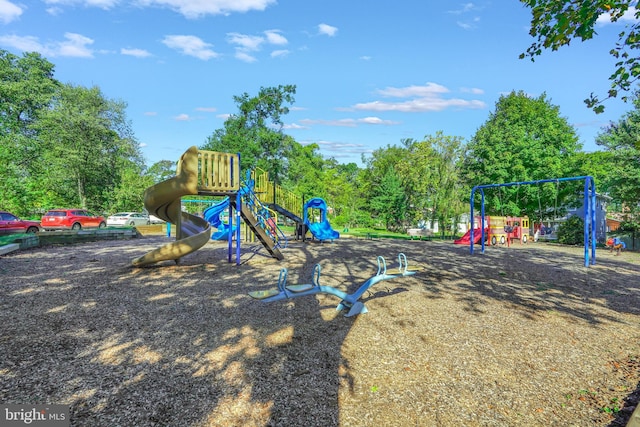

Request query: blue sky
[{"left": 0, "top": 1, "right": 637, "bottom": 167}]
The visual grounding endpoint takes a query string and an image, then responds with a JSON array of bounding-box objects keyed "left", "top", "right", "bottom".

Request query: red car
[
  {"left": 41, "top": 209, "right": 106, "bottom": 231},
  {"left": 0, "top": 211, "right": 41, "bottom": 235}
]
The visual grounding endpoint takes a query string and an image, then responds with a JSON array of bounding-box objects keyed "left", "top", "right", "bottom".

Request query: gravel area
[{"left": 1, "top": 235, "right": 639, "bottom": 426}]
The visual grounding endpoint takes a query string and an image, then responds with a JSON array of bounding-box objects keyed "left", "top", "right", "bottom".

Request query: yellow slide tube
[{"left": 132, "top": 146, "right": 212, "bottom": 267}]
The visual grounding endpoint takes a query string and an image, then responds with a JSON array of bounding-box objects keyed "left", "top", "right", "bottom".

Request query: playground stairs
[
  {"left": 232, "top": 200, "right": 284, "bottom": 260},
  {"left": 252, "top": 167, "right": 303, "bottom": 221}
]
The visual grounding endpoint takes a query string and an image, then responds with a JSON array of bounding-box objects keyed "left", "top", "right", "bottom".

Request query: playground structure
[
  {"left": 504, "top": 216, "right": 530, "bottom": 244},
  {"left": 607, "top": 237, "right": 626, "bottom": 255},
  {"left": 468, "top": 176, "right": 597, "bottom": 267},
  {"left": 303, "top": 197, "right": 340, "bottom": 241},
  {"left": 203, "top": 197, "right": 236, "bottom": 240},
  {"left": 131, "top": 146, "right": 340, "bottom": 267},
  {"left": 249, "top": 253, "right": 417, "bottom": 317},
  {"left": 454, "top": 215, "right": 530, "bottom": 246},
  {"left": 132, "top": 146, "right": 287, "bottom": 267}
]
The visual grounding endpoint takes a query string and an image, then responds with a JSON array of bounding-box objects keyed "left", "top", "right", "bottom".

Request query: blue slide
[
  {"left": 304, "top": 197, "right": 340, "bottom": 241},
  {"left": 203, "top": 197, "right": 236, "bottom": 240}
]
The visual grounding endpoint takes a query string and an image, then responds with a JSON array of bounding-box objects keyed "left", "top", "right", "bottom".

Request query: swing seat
[
  {"left": 248, "top": 289, "right": 280, "bottom": 299},
  {"left": 285, "top": 284, "right": 314, "bottom": 293}
]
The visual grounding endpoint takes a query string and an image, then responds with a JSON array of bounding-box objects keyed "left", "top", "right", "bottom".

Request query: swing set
[{"left": 468, "top": 176, "right": 597, "bottom": 267}]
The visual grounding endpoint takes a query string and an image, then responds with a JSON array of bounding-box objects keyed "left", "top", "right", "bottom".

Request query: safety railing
[{"left": 196, "top": 150, "right": 240, "bottom": 192}]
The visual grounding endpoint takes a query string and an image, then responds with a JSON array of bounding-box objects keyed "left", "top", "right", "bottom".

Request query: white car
[
  {"left": 148, "top": 215, "right": 166, "bottom": 224},
  {"left": 106, "top": 212, "right": 150, "bottom": 227}
]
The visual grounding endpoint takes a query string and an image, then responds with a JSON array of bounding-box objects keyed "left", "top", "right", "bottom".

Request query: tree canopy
[
  {"left": 596, "top": 90, "right": 640, "bottom": 234},
  {"left": 521, "top": 0, "right": 640, "bottom": 112},
  {"left": 461, "top": 91, "right": 582, "bottom": 220},
  {"left": 0, "top": 49, "right": 147, "bottom": 217},
  {"left": 201, "top": 85, "right": 296, "bottom": 183},
  {"left": 1, "top": 48, "right": 634, "bottom": 239}
]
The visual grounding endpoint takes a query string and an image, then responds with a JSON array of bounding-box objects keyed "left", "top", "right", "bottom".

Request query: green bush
[{"left": 558, "top": 215, "right": 584, "bottom": 245}]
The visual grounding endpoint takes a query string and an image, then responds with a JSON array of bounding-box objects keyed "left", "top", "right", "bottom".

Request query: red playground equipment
[
  {"left": 455, "top": 216, "right": 529, "bottom": 246},
  {"left": 504, "top": 216, "right": 530, "bottom": 244}
]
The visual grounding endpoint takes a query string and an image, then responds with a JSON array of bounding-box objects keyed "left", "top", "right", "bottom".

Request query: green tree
[
  {"left": 146, "top": 160, "right": 176, "bottom": 184},
  {"left": 520, "top": 0, "right": 640, "bottom": 112},
  {"left": 109, "top": 162, "right": 154, "bottom": 213},
  {"left": 461, "top": 91, "right": 582, "bottom": 221},
  {"left": 0, "top": 50, "right": 59, "bottom": 216},
  {"left": 558, "top": 214, "right": 585, "bottom": 245},
  {"left": 282, "top": 142, "right": 327, "bottom": 200},
  {"left": 35, "top": 83, "right": 142, "bottom": 212},
  {"left": 369, "top": 169, "right": 407, "bottom": 231},
  {"left": 322, "top": 158, "right": 362, "bottom": 228},
  {"left": 596, "top": 90, "right": 640, "bottom": 243},
  {"left": 201, "top": 85, "right": 296, "bottom": 182},
  {"left": 362, "top": 144, "right": 410, "bottom": 230},
  {"left": 569, "top": 150, "right": 616, "bottom": 195},
  {"left": 398, "top": 133, "right": 467, "bottom": 234}
]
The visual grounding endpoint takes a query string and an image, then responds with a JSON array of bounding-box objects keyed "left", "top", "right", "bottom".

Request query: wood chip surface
[{"left": 1, "top": 235, "right": 639, "bottom": 426}]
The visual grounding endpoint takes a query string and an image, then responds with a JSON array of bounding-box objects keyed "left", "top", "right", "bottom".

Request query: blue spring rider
[{"left": 249, "top": 253, "right": 418, "bottom": 317}]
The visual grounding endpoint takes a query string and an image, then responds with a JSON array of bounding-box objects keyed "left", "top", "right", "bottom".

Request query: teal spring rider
[{"left": 249, "top": 253, "right": 419, "bottom": 317}]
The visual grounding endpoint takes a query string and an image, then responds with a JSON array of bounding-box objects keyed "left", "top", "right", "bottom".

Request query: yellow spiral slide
[{"left": 132, "top": 146, "right": 212, "bottom": 267}]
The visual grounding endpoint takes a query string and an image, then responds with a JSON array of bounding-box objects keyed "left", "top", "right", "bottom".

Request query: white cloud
[
  {"left": 136, "top": 0, "right": 276, "bottom": 18},
  {"left": 359, "top": 55, "right": 372, "bottom": 61},
  {"left": 307, "top": 139, "right": 373, "bottom": 158},
  {"left": 226, "top": 32, "right": 263, "bottom": 51},
  {"left": 46, "top": 7, "right": 63, "bottom": 15},
  {"left": 144, "top": 111, "right": 157, "bottom": 116},
  {"left": 0, "top": 35, "right": 42, "bottom": 52},
  {"left": 234, "top": 50, "right": 257, "bottom": 63},
  {"left": 43, "top": 0, "right": 120, "bottom": 10},
  {"left": 270, "top": 49, "right": 289, "bottom": 58},
  {"left": 353, "top": 97, "right": 485, "bottom": 112},
  {"left": 318, "top": 23, "right": 338, "bottom": 37},
  {"left": 0, "top": 32, "right": 94, "bottom": 57},
  {"left": 283, "top": 122, "right": 306, "bottom": 129},
  {"left": 447, "top": 3, "right": 478, "bottom": 14},
  {"left": 596, "top": 6, "right": 638, "bottom": 24},
  {"left": 162, "top": 35, "right": 218, "bottom": 60},
  {"left": 264, "top": 29, "right": 287, "bottom": 45},
  {"left": 460, "top": 87, "right": 484, "bottom": 94},
  {"left": 299, "top": 117, "right": 399, "bottom": 127},
  {"left": 174, "top": 113, "right": 191, "bottom": 121},
  {"left": 0, "top": 0, "right": 23, "bottom": 24},
  {"left": 58, "top": 33, "right": 94, "bottom": 57},
  {"left": 346, "top": 82, "right": 486, "bottom": 112},
  {"left": 195, "top": 107, "right": 217, "bottom": 112},
  {"left": 376, "top": 82, "right": 449, "bottom": 98},
  {"left": 121, "top": 47, "right": 152, "bottom": 58}
]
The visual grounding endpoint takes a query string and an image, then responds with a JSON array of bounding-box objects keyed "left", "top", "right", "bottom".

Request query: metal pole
[
  {"left": 468, "top": 176, "right": 596, "bottom": 267},
  {"left": 583, "top": 178, "right": 589, "bottom": 267},
  {"left": 480, "top": 189, "right": 486, "bottom": 253},
  {"left": 590, "top": 177, "right": 597, "bottom": 265},
  {"left": 470, "top": 187, "right": 475, "bottom": 255}
]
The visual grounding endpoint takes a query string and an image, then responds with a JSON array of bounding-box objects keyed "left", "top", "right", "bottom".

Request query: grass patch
[{"left": 0, "top": 234, "right": 29, "bottom": 246}]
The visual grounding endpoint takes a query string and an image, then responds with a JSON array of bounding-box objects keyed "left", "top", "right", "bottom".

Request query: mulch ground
[{"left": 0, "top": 234, "right": 639, "bottom": 426}]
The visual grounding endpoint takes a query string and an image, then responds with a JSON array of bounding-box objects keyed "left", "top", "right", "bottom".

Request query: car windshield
[
  {"left": 45, "top": 211, "right": 66, "bottom": 217},
  {"left": 113, "top": 213, "right": 129, "bottom": 217}
]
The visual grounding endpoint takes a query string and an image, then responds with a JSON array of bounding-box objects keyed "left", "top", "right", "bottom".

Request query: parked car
[
  {"left": 41, "top": 209, "right": 106, "bottom": 231},
  {"left": 148, "top": 214, "right": 166, "bottom": 224},
  {"left": 0, "top": 211, "right": 41, "bottom": 235},
  {"left": 107, "top": 212, "right": 150, "bottom": 227}
]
